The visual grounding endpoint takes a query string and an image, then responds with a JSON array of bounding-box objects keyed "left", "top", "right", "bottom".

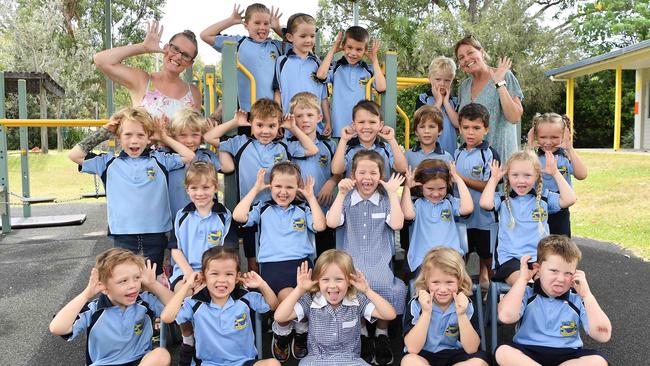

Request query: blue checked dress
[{"left": 339, "top": 190, "right": 406, "bottom": 315}]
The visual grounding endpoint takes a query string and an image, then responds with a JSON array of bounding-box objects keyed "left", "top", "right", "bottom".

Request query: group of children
[{"left": 49, "top": 3, "right": 612, "bottom": 366}]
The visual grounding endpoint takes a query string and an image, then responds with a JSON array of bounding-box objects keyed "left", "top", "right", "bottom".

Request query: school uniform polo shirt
[
  {"left": 344, "top": 138, "right": 395, "bottom": 181},
  {"left": 273, "top": 49, "right": 328, "bottom": 112},
  {"left": 454, "top": 141, "right": 499, "bottom": 230},
  {"left": 416, "top": 91, "right": 459, "bottom": 155},
  {"left": 408, "top": 196, "right": 463, "bottom": 271},
  {"left": 244, "top": 200, "right": 315, "bottom": 263},
  {"left": 405, "top": 142, "right": 453, "bottom": 169},
  {"left": 493, "top": 189, "right": 561, "bottom": 264},
  {"left": 213, "top": 35, "right": 283, "bottom": 111},
  {"left": 220, "top": 135, "right": 301, "bottom": 203},
  {"left": 176, "top": 287, "right": 270, "bottom": 366},
  {"left": 514, "top": 280, "right": 589, "bottom": 348},
  {"left": 327, "top": 57, "right": 375, "bottom": 137},
  {"left": 81, "top": 149, "right": 184, "bottom": 234},
  {"left": 63, "top": 292, "right": 163, "bottom": 366},
  {"left": 163, "top": 147, "right": 221, "bottom": 218},
  {"left": 537, "top": 148, "right": 574, "bottom": 193},
  {"left": 290, "top": 134, "right": 337, "bottom": 210},
  {"left": 294, "top": 292, "right": 376, "bottom": 361},
  {"left": 403, "top": 296, "right": 475, "bottom": 353},
  {"left": 170, "top": 199, "right": 232, "bottom": 284}
]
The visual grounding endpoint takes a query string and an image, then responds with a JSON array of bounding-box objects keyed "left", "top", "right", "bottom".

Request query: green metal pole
[
  {"left": 0, "top": 72, "right": 11, "bottom": 233},
  {"left": 353, "top": 1, "right": 359, "bottom": 26},
  {"left": 381, "top": 51, "right": 398, "bottom": 130},
  {"left": 184, "top": 68, "right": 193, "bottom": 84},
  {"left": 221, "top": 41, "right": 238, "bottom": 212},
  {"left": 104, "top": 0, "right": 114, "bottom": 116},
  {"left": 18, "top": 80, "right": 30, "bottom": 218},
  {"left": 203, "top": 65, "right": 216, "bottom": 117}
]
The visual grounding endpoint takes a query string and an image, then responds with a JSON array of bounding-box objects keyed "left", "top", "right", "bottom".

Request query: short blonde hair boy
[
  {"left": 113, "top": 107, "right": 156, "bottom": 137},
  {"left": 428, "top": 56, "right": 457, "bottom": 79},
  {"left": 95, "top": 248, "right": 146, "bottom": 284},
  {"left": 289, "top": 92, "right": 321, "bottom": 114},
  {"left": 170, "top": 108, "right": 208, "bottom": 136}
]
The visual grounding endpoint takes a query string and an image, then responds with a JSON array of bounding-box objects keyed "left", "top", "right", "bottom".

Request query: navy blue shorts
[
  {"left": 467, "top": 228, "right": 492, "bottom": 259},
  {"left": 111, "top": 233, "right": 167, "bottom": 275},
  {"left": 492, "top": 258, "right": 535, "bottom": 282},
  {"left": 548, "top": 208, "right": 571, "bottom": 237},
  {"left": 504, "top": 342, "right": 607, "bottom": 366},
  {"left": 315, "top": 227, "right": 336, "bottom": 257},
  {"left": 418, "top": 348, "right": 492, "bottom": 366},
  {"left": 260, "top": 258, "right": 312, "bottom": 294}
]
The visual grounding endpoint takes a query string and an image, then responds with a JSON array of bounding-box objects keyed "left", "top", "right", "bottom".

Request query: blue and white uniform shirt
[
  {"left": 344, "top": 138, "right": 395, "bottom": 181},
  {"left": 405, "top": 142, "right": 453, "bottom": 170},
  {"left": 537, "top": 148, "right": 574, "bottom": 193},
  {"left": 273, "top": 49, "right": 328, "bottom": 113},
  {"left": 289, "top": 134, "right": 337, "bottom": 210},
  {"left": 415, "top": 90, "right": 459, "bottom": 155}
]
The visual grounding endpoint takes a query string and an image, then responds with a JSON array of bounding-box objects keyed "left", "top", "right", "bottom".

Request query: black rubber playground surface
[{"left": 0, "top": 202, "right": 648, "bottom": 365}]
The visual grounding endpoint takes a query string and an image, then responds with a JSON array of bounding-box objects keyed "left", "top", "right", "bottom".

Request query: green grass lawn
[{"left": 5, "top": 150, "right": 650, "bottom": 259}]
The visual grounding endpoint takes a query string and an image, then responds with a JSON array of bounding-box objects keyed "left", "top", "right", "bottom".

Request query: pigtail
[
  {"left": 535, "top": 174, "right": 547, "bottom": 236},
  {"left": 502, "top": 179, "right": 516, "bottom": 230}
]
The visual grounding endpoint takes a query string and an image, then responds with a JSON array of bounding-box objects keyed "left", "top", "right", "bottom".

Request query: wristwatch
[{"left": 495, "top": 80, "right": 507, "bottom": 89}]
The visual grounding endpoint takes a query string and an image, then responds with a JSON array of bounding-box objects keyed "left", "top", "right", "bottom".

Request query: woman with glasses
[
  {"left": 94, "top": 22, "right": 201, "bottom": 119},
  {"left": 454, "top": 35, "right": 524, "bottom": 161}
]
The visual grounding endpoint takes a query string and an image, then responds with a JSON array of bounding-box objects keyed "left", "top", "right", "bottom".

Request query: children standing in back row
[
  {"left": 317, "top": 26, "right": 387, "bottom": 138},
  {"left": 201, "top": 3, "right": 284, "bottom": 112}
]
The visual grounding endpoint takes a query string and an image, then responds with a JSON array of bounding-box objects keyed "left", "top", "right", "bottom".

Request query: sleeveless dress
[{"left": 140, "top": 76, "right": 195, "bottom": 119}]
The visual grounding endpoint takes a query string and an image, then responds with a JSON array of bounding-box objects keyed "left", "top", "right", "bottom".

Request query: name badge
[
  {"left": 371, "top": 213, "right": 385, "bottom": 219},
  {"left": 342, "top": 318, "right": 357, "bottom": 328}
]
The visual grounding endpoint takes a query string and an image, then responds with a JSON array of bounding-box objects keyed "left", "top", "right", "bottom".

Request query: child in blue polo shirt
[
  {"left": 273, "top": 13, "right": 331, "bottom": 135},
  {"left": 453, "top": 103, "right": 499, "bottom": 290},
  {"left": 200, "top": 3, "right": 284, "bottom": 112},
  {"left": 406, "top": 105, "right": 454, "bottom": 168},
  {"left": 495, "top": 235, "right": 611, "bottom": 366},
  {"left": 50, "top": 248, "right": 174, "bottom": 366},
  {"left": 69, "top": 107, "right": 195, "bottom": 276},
  {"left": 204, "top": 98, "right": 318, "bottom": 273},
  {"left": 402, "top": 247, "right": 491, "bottom": 366},
  {"left": 415, "top": 56, "right": 460, "bottom": 155},
  {"left": 331, "top": 100, "right": 407, "bottom": 181},
  {"left": 161, "top": 246, "right": 280, "bottom": 366},
  {"left": 480, "top": 149, "right": 577, "bottom": 285},
  {"left": 233, "top": 162, "right": 326, "bottom": 362},
  {"left": 288, "top": 92, "right": 341, "bottom": 256},
  {"left": 316, "top": 26, "right": 387, "bottom": 138},
  {"left": 528, "top": 113, "right": 587, "bottom": 237},
  {"left": 401, "top": 159, "right": 473, "bottom": 274}
]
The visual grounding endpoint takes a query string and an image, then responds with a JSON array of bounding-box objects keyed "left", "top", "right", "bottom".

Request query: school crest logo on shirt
[
  {"left": 270, "top": 51, "right": 277, "bottom": 60},
  {"left": 440, "top": 209, "right": 452, "bottom": 221},
  {"left": 358, "top": 77, "right": 369, "bottom": 86},
  {"left": 471, "top": 165, "right": 483, "bottom": 179},
  {"left": 234, "top": 312, "right": 248, "bottom": 330},
  {"left": 146, "top": 167, "right": 156, "bottom": 180},
  {"left": 444, "top": 323, "right": 459, "bottom": 337},
  {"left": 532, "top": 207, "right": 547, "bottom": 221},
  {"left": 293, "top": 218, "right": 306, "bottom": 231},
  {"left": 133, "top": 321, "right": 144, "bottom": 335},
  {"left": 559, "top": 165, "right": 569, "bottom": 178},
  {"left": 274, "top": 152, "right": 284, "bottom": 163},
  {"left": 319, "top": 154, "right": 329, "bottom": 167},
  {"left": 207, "top": 230, "right": 223, "bottom": 244},
  {"left": 559, "top": 320, "right": 577, "bottom": 337}
]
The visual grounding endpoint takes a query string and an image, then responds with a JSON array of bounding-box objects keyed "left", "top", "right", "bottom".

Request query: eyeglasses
[{"left": 168, "top": 43, "right": 194, "bottom": 62}]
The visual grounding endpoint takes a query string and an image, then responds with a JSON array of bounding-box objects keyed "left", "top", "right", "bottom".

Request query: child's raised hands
[
  {"left": 298, "top": 176, "right": 316, "bottom": 200},
  {"left": 404, "top": 166, "right": 421, "bottom": 189},
  {"left": 378, "top": 126, "right": 396, "bottom": 141},
  {"left": 241, "top": 270, "right": 267, "bottom": 290},
  {"left": 296, "top": 261, "right": 316, "bottom": 292},
  {"left": 103, "top": 118, "right": 120, "bottom": 135},
  {"left": 517, "top": 255, "right": 537, "bottom": 283},
  {"left": 83, "top": 267, "right": 103, "bottom": 300},
  {"left": 143, "top": 21, "right": 164, "bottom": 53},
  {"left": 151, "top": 115, "right": 170, "bottom": 141},
  {"left": 572, "top": 270, "right": 592, "bottom": 298},
  {"left": 253, "top": 168, "right": 270, "bottom": 193},
  {"left": 235, "top": 110, "right": 250, "bottom": 127},
  {"left": 340, "top": 125, "right": 356, "bottom": 141},
  {"left": 379, "top": 172, "right": 405, "bottom": 193},
  {"left": 526, "top": 127, "right": 539, "bottom": 148},
  {"left": 330, "top": 31, "right": 344, "bottom": 53},
  {"left": 270, "top": 6, "right": 282, "bottom": 32},
  {"left": 560, "top": 127, "right": 574, "bottom": 150},
  {"left": 281, "top": 113, "right": 297, "bottom": 131},
  {"left": 229, "top": 4, "right": 244, "bottom": 24},
  {"left": 181, "top": 271, "right": 201, "bottom": 291},
  {"left": 350, "top": 270, "right": 370, "bottom": 293},
  {"left": 452, "top": 292, "right": 469, "bottom": 315},
  {"left": 337, "top": 178, "right": 356, "bottom": 195},
  {"left": 489, "top": 160, "right": 505, "bottom": 181},
  {"left": 418, "top": 290, "right": 432, "bottom": 312},
  {"left": 447, "top": 161, "right": 460, "bottom": 182},
  {"left": 140, "top": 259, "right": 157, "bottom": 291},
  {"left": 369, "top": 39, "right": 381, "bottom": 63},
  {"left": 543, "top": 150, "right": 559, "bottom": 176},
  {"left": 491, "top": 56, "right": 512, "bottom": 83}
]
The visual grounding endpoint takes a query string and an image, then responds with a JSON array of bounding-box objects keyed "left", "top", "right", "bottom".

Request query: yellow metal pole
[
  {"left": 237, "top": 62, "right": 256, "bottom": 105},
  {"left": 396, "top": 105, "right": 410, "bottom": 149},
  {"left": 614, "top": 65, "right": 622, "bottom": 150},
  {"left": 566, "top": 78, "right": 574, "bottom": 135},
  {"left": 365, "top": 76, "right": 376, "bottom": 100},
  {"left": 0, "top": 119, "right": 108, "bottom": 127}
]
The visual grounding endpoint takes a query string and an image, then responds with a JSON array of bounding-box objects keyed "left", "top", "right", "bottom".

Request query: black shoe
[
  {"left": 272, "top": 332, "right": 292, "bottom": 362},
  {"left": 361, "top": 334, "right": 374, "bottom": 364},
  {"left": 178, "top": 343, "right": 195, "bottom": 366},
  {"left": 292, "top": 331, "right": 308, "bottom": 359},
  {"left": 373, "top": 334, "right": 393, "bottom": 365}
]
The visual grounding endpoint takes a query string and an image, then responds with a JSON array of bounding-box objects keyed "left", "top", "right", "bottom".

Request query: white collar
[
  {"left": 310, "top": 292, "right": 359, "bottom": 308},
  {"left": 350, "top": 190, "right": 381, "bottom": 206}
]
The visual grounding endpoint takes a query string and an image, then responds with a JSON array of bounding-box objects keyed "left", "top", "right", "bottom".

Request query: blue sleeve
[
  {"left": 519, "top": 287, "right": 533, "bottom": 317},
  {"left": 493, "top": 191, "right": 503, "bottom": 211},
  {"left": 287, "top": 139, "right": 306, "bottom": 158},
  {"left": 140, "top": 292, "right": 165, "bottom": 317},
  {"left": 80, "top": 153, "right": 112, "bottom": 176},
  {"left": 243, "top": 291, "right": 271, "bottom": 314},
  {"left": 172, "top": 209, "right": 185, "bottom": 250},
  {"left": 305, "top": 205, "right": 315, "bottom": 232},
  {"left": 544, "top": 190, "right": 561, "bottom": 214},
  {"left": 450, "top": 196, "right": 462, "bottom": 217},
  {"left": 465, "top": 300, "right": 474, "bottom": 321},
  {"left": 273, "top": 56, "right": 284, "bottom": 91},
  {"left": 212, "top": 34, "right": 242, "bottom": 52},
  {"left": 577, "top": 296, "right": 590, "bottom": 334},
  {"left": 219, "top": 134, "right": 247, "bottom": 156},
  {"left": 151, "top": 150, "right": 184, "bottom": 171},
  {"left": 63, "top": 301, "right": 95, "bottom": 341},
  {"left": 415, "top": 93, "right": 427, "bottom": 110},
  {"left": 384, "top": 143, "right": 395, "bottom": 171},
  {"left": 175, "top": 298, "right": 196, "bottom": 324},
  {"left": 402, "top": 297, "right": 422, "bottom": 335},
  {"left": 221, "top": 208, "right": 233, "bottom": 246},
  {"left": 505, "top": 70, "right": 524, "bottom": 101},
  {"left": 482, "top": 154, "right": 493, "bottom": 181},
  {"left": 199, "top": 149, "right": 221, "bottom": 171},
  {"left": 244, "top": 201, "right": 262, "bottom": 227}
]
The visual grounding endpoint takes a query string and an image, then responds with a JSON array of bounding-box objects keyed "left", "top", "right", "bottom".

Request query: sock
[
  {"left": 272, "top": 320, "right": 293, "bottom": 336},
  {"left": 182, "top": 335, "right": 194, "bottom": 346},
  {"left": 360, "top": 324, "right": 369, "bottom": 337},
  {"left": 375, "top": 327, "right": 388, "bottom": 337},
  {"left": 294, "top": 319, "right": 308, "bottom": 334}
]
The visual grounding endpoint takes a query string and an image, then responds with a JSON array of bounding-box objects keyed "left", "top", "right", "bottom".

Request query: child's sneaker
[
  {"left": 360, "top": 334, "right": 374, "bottom": 364},
  {"left": 271, "top": 332, "right": 292, "bottom": 362},
  {"left": 178, "top": 343, "right": 196, "bottom": 366},
  {"left": 292, "top": 331, "right": 308, "bottom": 359},
  {"left": 373, "top": 334, "right": 393, "bottom": 365}
]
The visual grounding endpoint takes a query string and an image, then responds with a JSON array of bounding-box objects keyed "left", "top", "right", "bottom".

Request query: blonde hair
[
  {"left": 171, "top": 108, "right": 208, "bottom": 136},
  {"left": 537, "top": 235, "right": 582, "bottom": 265},
  {"left": 289, "top": 92, "right": 321, "bottom": 114},
  {"left": 532, "top": 112, "right": 571, "bottom": 141},
  {"left": 414, "top": 247, "right": 472, "bottom": 296},
  {"left": 428, "top": 56, "right": 457, "bottom": 79},
  {"left": 184, "top": 161, "right": 219, "bottom": 189},
  {"left": 502, "top": 149, "right": 545, "bottom": 235},
  {"left": 95, "top": 248, "right": 145, "bottom": 284},
  {"left": 113, "top": 107, "right": 156, "bottom": 137},
  {"left": 311, "top": 250, "right": 357, "bottom": 298},
  {"left": 249, "top": 98, "right": 282, "bottom": 122}
]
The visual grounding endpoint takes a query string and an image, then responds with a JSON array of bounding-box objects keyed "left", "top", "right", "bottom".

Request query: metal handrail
[
  {"left": 0, "top": 119, "right": 107, "bottom": 127},
  {"left": 237, "top": 62, "right": 256, "bottom": 105}
]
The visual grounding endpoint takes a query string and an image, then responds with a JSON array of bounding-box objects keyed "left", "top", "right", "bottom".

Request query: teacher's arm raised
[{"left": 491, "top": 57, "right": 523, "bottom": 124}]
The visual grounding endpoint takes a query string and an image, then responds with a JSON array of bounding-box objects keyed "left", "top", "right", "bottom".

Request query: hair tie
[{"left": 421, "top": 167, "right": 448, "bottom": 174}]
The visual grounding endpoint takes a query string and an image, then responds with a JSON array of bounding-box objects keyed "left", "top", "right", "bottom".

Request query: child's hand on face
[
  {"left": 296, "top": 261, "right": 316, "bottom": 292},
  {"left": 337, "top": 178, "right": 356, "bottom": 195},
  {"left": 281, "top": 113, "right": 297, "bottom": 131},
  {"left": 240, "top": 270, "right": 267, "bottom": 290},
  {"left": 143, "top": 21, "right": 164, "bottom": 53},
  {"left": 369, "top": 39, "right": 381, "bottom": 63},
  {"left": 229, "top": 4, "right": 244, "bottom": 24},
  {"left": 299, "top": 176, "right": 316, "bottom": 200},
  {"left": 431, "top": 83, "right": 443, "bottom": 102},
  {"left": 340, "top": 125, "right": 356, "bottom": 142},
  {"left": 254, "top": 168, "right": 270, "bottom": 193},
  {"left": 526, "top": 127, "right": 539, "bottom": 148},
  {"left": 452, "top": 292, "right": 469, "bottom": 315},
  {"left": 404, "top": 166, "right": 421, "bottom": 189},
  {"left": 151, "top": 116, "right": 170, "bottom": 141},
  {"left": 571, "top": 270, "right": 592, "bottom": 298},
  {"left": 83, "top": 268, "right": 103, "bottom": 300},
  {"left": 350, "top": 270, "right": 370, "bottom": 293},
  {"left": 140, "top": 259, "right": 157, "bottom": 290},
  {"left": 331, "top": 31, "right": 343, "bottom": 53},
  {"left": 379, "top": 172, "right": 406, "bottom": 194},
  {"left": 103, "top": 118, "right": 120, "bottom": 134},
  {"left": 518, "top": 255, "right": 537, "bottom": 283},
  {"left": 270, "top": 6, "right": 282, "bottom": 32},
  {"left": 378, "top": 126, "right": 395, "bottom": 141},
  {"left": 418, "top": 290, "right": 432, "bottom": 312},
  {"left": 447, "top": 161, "right": 460, "bottom": 183},
  {"left": 442, "top": 86, "right": 451, "bottom": 103},
  {"left": 490, "top": 160, "right": 505, "bottom": 182},
  {"left": 182, "top": 271, "right": 201, "bottom": 291},
  {"left": 560, "top": 127, "right": 573, "bottom": 150},
  {"left": 543, "top": 150, "right": 559, "bottom": 176},
  {"left": 235, "top": 110, "right": 250, "bottom": 127}
]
